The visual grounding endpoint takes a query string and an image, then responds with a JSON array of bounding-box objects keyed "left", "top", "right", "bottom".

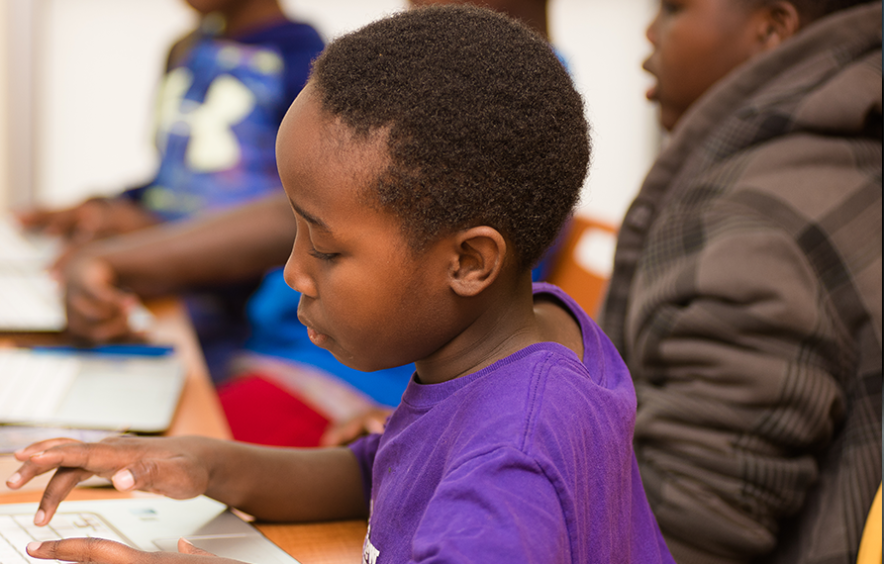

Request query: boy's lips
[
  {"left": 298, "top": 310, "right": 330, "bottom": 347},
  {"left": 642, "top": 57, "right": 659, "bottom": 101},
  {"left": 646, "top": 84, "right": 659, "bottom": 101},
  {"left": 306, "top": 325, "right": 329, "bottom": 347}
]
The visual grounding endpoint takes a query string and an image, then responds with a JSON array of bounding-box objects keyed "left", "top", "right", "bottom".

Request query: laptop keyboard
[
  {"left": 0, "top": 217, "right": 59, "bottom": 267},
  {"left": 0, "top": 270, "right": 65, "bottom": 332},
  {"left": 0, "top": 216, "right": 65, "bottom": 332},
  {"left": 0, "top": 512, "right": 128, "bottom": 563},
  {"left": 0, "top": 350, "right": 79, "bottom": 421}
]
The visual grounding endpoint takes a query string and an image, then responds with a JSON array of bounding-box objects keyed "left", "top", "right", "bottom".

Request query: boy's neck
[
  {"left": 414, "top": 273, "right": 581, "bottom": 385},
  {"left": 218, "top": 0, "right": 286, "bottom": 37}
]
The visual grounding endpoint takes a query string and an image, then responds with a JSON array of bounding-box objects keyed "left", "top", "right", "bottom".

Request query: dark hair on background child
[
  {"left": 310, "top": 5, "right": 590, "bottom": 271},
  {"left": 747, "top": 0, "right": 872, "bottom": 21}
]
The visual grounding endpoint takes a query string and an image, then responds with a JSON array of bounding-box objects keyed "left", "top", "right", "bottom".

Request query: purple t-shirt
[{"left": 349, "top": 283, "right": 674, "bottom": 563}]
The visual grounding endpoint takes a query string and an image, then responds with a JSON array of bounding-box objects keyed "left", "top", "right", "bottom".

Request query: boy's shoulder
[
  {"left": 240, "top": 20, "right": 323, "bottom": 45},
  {"left": 165, "top": 19, "right": 324, "bottom": 64},
  {"left": 396, "top": 330, "right": 635, "bottom": 457},
  {"left": 452, "top": 283, "right": 635, "bottom": 430}
]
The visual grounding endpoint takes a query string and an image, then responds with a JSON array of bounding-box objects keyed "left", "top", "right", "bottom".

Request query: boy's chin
[
  {"left": 657, "top": 105, "right": 682, "bottom": 132},
  {"left": 334, "top": 352, "right": 407, "bottom": 374}
]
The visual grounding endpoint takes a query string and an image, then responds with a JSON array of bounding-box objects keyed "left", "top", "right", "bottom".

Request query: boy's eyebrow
[{"left": 289, "top": 198, "right": 330, "bottom": 231}]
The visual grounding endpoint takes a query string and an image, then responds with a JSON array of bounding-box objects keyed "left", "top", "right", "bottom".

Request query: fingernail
[
  {"left": 6, "top": 472, "right": 21, "bottom": 487},
  {"left": 112, "top": 469, "right": 135, "bottom": 491},
  {"left": 27, "top": 541, "right": 42, "bottom": 554},
  {"left": 31, "top": 451, "right": 47, "bottom": 459},
  {"left": 34, "top": 510, "right": 45, "bottom": 526},
  {"left": 181, "top": 538, "right": 194, "bottom": 546}
]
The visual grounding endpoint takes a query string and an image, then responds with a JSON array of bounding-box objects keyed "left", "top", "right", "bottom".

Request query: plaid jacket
[{"left": 600, "top": 4, "right": 882, "bottom": 564}]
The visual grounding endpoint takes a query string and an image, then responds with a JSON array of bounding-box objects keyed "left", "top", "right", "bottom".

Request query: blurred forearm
[{"left": 68, "top": 193, "right": 295, "bottom": 297}]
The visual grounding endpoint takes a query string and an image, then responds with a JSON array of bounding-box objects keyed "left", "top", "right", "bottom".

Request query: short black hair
[
  {"left": 310, "top": 5, "right": 590, "bottom": 272},
  {"left": 749, "top": 0, "right": 872, "bottom": 22}
]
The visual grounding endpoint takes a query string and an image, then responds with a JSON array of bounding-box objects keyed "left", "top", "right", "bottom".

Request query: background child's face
[
  {"left": 276, "top": 86, "right": 461, "bottom": 372},
  {"left": 643, "top": 0, "right": 771, "bottom": 130},
  {"left": 184, "top": 0, "right": 254, "bottom": 16}
]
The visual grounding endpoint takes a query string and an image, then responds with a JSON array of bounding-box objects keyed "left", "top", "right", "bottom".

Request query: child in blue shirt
[
  {"left": 17, "top": 0, "right": 325, "bottom": 379},
  {"left": 8, "top": 6, "right": 674, "bottom": 563}
]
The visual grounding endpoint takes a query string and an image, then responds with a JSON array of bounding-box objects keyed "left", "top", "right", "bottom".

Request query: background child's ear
[
  {"left": 758, "top": 1, "right": 801, "bottom": 50},
  {"left": 448, "top": 226, "right": 507, "bottom": 298}
]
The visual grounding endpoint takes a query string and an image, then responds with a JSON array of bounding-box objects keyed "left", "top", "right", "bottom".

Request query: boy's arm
[
  {"left": 204, "top": 441, "right": 368, "bottom": 522},
  {"left": 62, "top": 194, "right": 295, "bottom": 342},
  {"left": 16, "top": 197, "right": 160, "bottom": 243},
  {"left": 67, "top": 193, "right": 294, "bottom": 297},
  {"left": 8, "top": 436, "right": 367, "bottom": 524}
]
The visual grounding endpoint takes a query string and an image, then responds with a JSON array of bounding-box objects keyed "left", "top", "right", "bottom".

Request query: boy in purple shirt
[
  {"left": 8, "top": 6, "right": 674, "bottom": 563},
  {"left": 351, "top": 284, "right": 668, "bottom": 562}
]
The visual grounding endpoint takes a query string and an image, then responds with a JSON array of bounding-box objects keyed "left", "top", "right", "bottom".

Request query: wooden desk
[{"left": 0, "top": 298, "right": 366, "bottom": 563}]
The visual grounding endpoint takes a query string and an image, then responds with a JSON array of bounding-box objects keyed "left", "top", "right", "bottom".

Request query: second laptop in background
[{"left": 0, "top": 346, "right": 185, "bottom": 434}]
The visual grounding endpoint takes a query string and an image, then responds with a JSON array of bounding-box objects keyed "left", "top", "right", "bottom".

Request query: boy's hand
[
  {"left": 16, "top": 199, "right": 110, "bottom": 241},
  {"left": 63, "top": 256, "right": 142, "bottom": 342},
  {"left": 6, "top": 436, "right": 212, "bottom": 526},
  {"left": 25, "top": 537, "right": 244, "bottom": 563},
  {"left": 319, "top": 407, "right": 393, "bottom": 446},
  {"left": 16, "top": 198, "right": 158, "bottom": 244}
]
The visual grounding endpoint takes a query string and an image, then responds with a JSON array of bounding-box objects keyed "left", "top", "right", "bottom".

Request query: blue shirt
[{"left": 125, "top": 19, "right": 324, "bottom": 221}]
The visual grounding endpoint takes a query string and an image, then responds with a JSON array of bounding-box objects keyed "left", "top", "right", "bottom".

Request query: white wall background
[
  {"left": 0, "top": 1, "right": 9, "bottom": 212},
  {"left": 4, "top": 0, "right": 659, "bottom": 229}
]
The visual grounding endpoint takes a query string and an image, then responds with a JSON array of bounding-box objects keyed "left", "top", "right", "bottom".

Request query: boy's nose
[
  {"left": 645, "top": 13, "right": 660, "bottom": 47},
  {"left": 284, "top": 238, "right": 318, "bottom": 298}
]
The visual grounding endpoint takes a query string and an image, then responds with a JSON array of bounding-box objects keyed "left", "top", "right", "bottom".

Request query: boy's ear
[
  {"left": 758, "top": 1, "right": 801, "bottom": 50},
  {"left": 447, "top": 226, "right": 507, "bottom": 298}
]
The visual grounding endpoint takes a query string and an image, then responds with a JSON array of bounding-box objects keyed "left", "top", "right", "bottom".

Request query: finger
[
  {"left": 67, "top": 281, "right": 135, "bottom": 322},
  {"left": 318, "top": 420, "right": 360, "bottom": 447},
  {"left": 65, "top": 257, "right": 123, "bottom": 304},
  {"left": 28, "top": 537, "right": 143, "bottom": 563},
  {"left": 7, "top": 439, "right": 83, "bottom": 490},
  {"left": 71, "top": 222, "right": 100, "bottom": 245},
  {"left": 71, "top": 204, "right": 109, "bottom": 245},
  {"left": 50, "top": 243, "right": 84, "bottom": 275},
  {"left": 43, "top": 210, "right": 80, "bottom": 238},
  {"left": 13, "top": 437, "right": 81, "bottom": 461},
  {"left": 35, "top": 467, "right": 96, "bottom": 525},
  {"left": 70, "top": 313, "right": 134, "bottom": 343},
  {"left": 319, "top": 408, "right": 392, "bottom": 447},
  {"left": 11, "top": 442, "right": 120, "bottom": 490},
  {"left": 178, "top": 538, "right": 216, "bottom": 556},
  {"left": 15, "top": 209, "right": 54, "bottom": 229},
  {"left": 67, "top": 290, "right": 122, "bottom": 323},
  {"left": 64, "top": 261, "right": 136, "bottom": 341},
  {"left": 66, "top": 292, "right": 134, "bottom": 342},
  {"left": 364, "top": 414, "right": 388, "bottom": 435}
]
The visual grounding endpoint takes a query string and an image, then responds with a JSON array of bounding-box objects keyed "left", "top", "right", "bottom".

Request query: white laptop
[
  {"left": 0, "top": 496, "right": 302, "bottom": 563},
  {"left": 0, "top": 347, "right": 185, "bottom": 434},
  {"left": 0, "top": 215, "right": 65, "bottom": 332}
]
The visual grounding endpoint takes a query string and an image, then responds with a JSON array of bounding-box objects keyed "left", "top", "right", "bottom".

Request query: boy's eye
[
  {"left": 660, "top": 0, "right": 682, "bottom": 14},
  {"left": 309, "top": 248, "right": 339, "bottom": 261}
]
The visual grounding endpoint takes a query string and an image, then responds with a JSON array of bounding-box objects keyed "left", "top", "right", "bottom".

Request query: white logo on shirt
[
  {"left": 156, "top": 67, "right": 255, "bottom": 172},
  {"left": 362, "top": 501, "right": 380, "bottom": 564}
]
